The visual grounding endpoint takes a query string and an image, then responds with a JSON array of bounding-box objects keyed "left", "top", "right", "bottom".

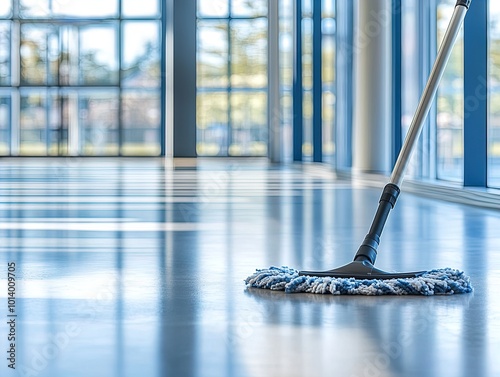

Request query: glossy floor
[{"left": 0, "top": 159, "right": 498, "bottom": 377}]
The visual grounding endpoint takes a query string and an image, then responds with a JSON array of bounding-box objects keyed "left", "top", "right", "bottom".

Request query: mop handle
[{"left": 390, "top": 0, "right": 471, "bottom": 187}]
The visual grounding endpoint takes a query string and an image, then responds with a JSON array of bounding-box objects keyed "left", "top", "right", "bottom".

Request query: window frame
[
  {"left": 196, "top": 0, "right": 268, "bottom": 157},
  {"left": 0, "top": 0, "right": 164, "bottom": 157}
]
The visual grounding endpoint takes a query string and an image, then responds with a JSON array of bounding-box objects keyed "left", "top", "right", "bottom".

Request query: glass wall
[
  {"left": 322, "top": 0, "right": 335, "bottom": 163},
  {"left": 0, "top": 0, "right": 162, "bottom": 156},
  {"left": 279, "top": 0, "right": 293, "bottom": 162},
  {"left": 287, "top": 0, "right": 336, "bottom": 163},
  {"left": 400, "top": 1, "right": 464, "bottom": 182},
  {"left": 489, "top": 1, "right": 500, "bottom": 187},
  {"left": 302, "top": 0, "right": 313, "bottom": 160},
  {"left": 197, "top": 0, "right": 268, "bottom": 157},
  {"left": 436, "top": 0, "right": 464, "bottom": 182},
  {"left": 299, "top": 0, "right": 336, "bottom": 162},
  {"left": 401, "top": 0, "right": 422, "bottom": 179}
]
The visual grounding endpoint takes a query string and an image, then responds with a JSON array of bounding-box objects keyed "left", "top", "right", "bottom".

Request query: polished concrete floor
[{"left": 0, "top": 158, "right": 499, "bottom": 377}]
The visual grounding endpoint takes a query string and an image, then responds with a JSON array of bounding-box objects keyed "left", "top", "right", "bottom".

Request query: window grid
[
  {"left": 0, "top": 0, "right": 163, "bottom": 156},
  {"left": 196, "top": 0, "right": 268, "bottom": 157}
]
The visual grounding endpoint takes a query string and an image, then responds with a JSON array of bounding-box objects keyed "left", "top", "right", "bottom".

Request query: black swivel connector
[
  {"left": 455, "top": 0, "right": 471, "bottom": 9},
  {"left": 353, "top": 184, "right": 401, "bottom": 265}
]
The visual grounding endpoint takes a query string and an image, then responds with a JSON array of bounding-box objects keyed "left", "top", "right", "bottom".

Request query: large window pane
[
  {"left": 20, "top": 0, "right": 50, "bottom": 18},
  {"left": 0, "top": 1, "right": 11, "bottom": 18},
  {"left": 0, "top": 23, "right": 10, "bottom": 85},
  {"left": 20, "top": 90, "right": 47, "bottom": 155},
  {"left": 322, "top": 0, "right": 335, "bottom": 18},
  {"left": 54, "top": 0, "right": 117, "bottom": 17},
  {"left": 197, "top": 92, "right": 229, "bottom": 156},
  {"left": 302, "top": 17, "right": 313, "bottom": 91},
  {"left": 401, "top": 0, "right": 422, "bottom": 178},
  {"left": 198, "top": 0, "right": 229, "bottom": 17},
  {"left": 122, "top": 22, "right": 160, "bottom": 88},
  {"left": 280, "top": 0, "right": 293, "bottom": 162},
  {"left": 20, "top": 25, "right": 52, "bottom": 85},
  {"left": 21, "top": 24, "right": 60, "bottom": 86},
  {"left": 122, "top": 91, "right": 161, "bottom": 156},
  {"left": 197, "top": 21, "right": 229, "bottom": 88},
  {"left": 123, "top": 0, "right": 159, "bottom": 17},
  {"left": 322, "top": 90, "right": 335, "bottom": 161},
  {"left": 197, "top": 0, "right": 268, "bottom": 157},
  {"left": 230, "top": 92, "right": 267, "bottom": 156},
  {"left": 303, "top": 90, "right": 313, "bottom": 158},
  {"left": 489, "top": 1, "right": 500, "bottom": 187},
  {"left": 230, "top": 19, "right": 267, "bottom": 88},
  {"left": 231, "top": 0, "right": 267, "bottom": 17},
  {"left": 79, "top": 25, "right": 118, "bottom": 85},
  {"left": 80, "top": 91, "right": 119, "bottom": 156},
  {"left": 302, "top": 0, "right": 313, "bottom": 18},
  {"left": 0, "top": 95, "right": 10, "bottom": 155},
  {"left": 436, "top": 0, "right": 464, "bottom": 182},
  {"left": 20, "top": 0, "right": 118, "bottom": 18},
  {"left": 322, "top": 5, "right": 335, "bottom": 163},
  {"left": 302, "top": 11, "right": 313, "bottom": 160}
]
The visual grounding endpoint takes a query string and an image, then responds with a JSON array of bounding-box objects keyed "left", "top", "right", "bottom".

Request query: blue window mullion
[
  {"left": 312, "top": 0, "right": 322, "bottom": 162},
  {"left": 464, "top": 0, "right": 487, "bottom": 186},
  {"left": 160, "top": 0, "right": 166, "bottom": 156},
  {"left": 392, "top": 0, "right": 402, "bottom": 167}
]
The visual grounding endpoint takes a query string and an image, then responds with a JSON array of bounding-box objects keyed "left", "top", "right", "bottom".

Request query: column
[{"left": 352, "top": 0, "right": 392, "bottom": 173}]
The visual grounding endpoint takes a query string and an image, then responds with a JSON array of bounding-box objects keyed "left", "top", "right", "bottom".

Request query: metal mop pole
[{"left": 300, "top": 0, "right": 471, "bottom": 279}]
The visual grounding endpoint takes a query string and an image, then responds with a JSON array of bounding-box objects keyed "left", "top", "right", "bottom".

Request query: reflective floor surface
[{"left": 0, "top": 158, "right": 499, "bottom": 377}]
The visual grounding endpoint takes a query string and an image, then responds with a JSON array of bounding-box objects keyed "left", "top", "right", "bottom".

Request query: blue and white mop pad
[{"left": 245, "top": 266, "right": 473, "bottom": 296}]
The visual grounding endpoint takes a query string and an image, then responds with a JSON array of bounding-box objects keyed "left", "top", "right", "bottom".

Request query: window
[
  {"left": 489, "top": 1, "right": 500, "bottom": 187},
  {"left": 302, "top": 0, "right": 313, "bottom": 160},
  {"left": 0, "top": 0, "right": 162, "bottom": 156},
  {"left": 197, "top": 0, "right": 268, "bottom": 157},
  {"left": 436, "top": 0, "right": 464, "bottom": 182},
  {"left": 300, "top": 0, "right": 337, "bottom": 162},
  {"left": 279, "top": 0, "right": 293, "bottom": 162},
  {"left": 288, "top": 0, "right": 336, "bottom": 163},
  {"left": 400, "top": 1, "right": 464, "bottom": 182},
  {"left": 322, "top": 0, "right": 336, "bottom": 163},
  {"left": 401, "top": 0, "right": 422, "bottom": 179}
]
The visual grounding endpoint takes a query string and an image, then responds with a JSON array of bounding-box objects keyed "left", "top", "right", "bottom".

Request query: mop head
[{"left": 245, "top": 266, "right": 473, "bottom": 296}]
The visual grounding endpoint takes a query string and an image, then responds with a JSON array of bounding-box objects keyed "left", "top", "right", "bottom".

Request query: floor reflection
[
  {"left": 243, "top": 288, "right": 473, "bottom": 377},
  {"left": 0, "top": 160, "right": 497, "bottom": 377}
]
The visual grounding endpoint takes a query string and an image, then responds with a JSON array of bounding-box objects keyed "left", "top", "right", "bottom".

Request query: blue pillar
[
  {"left": 392, "top": 0, "right": 402, "bottom": 166},
  {"left": 293, "top": 0, "right": 303, "bottom": 161},
  {"left": 313, "top": 0, "right": 322, "bottom": 162},
  {"left": 167, "top": 0, "right": 197, "bottom": 158},
  {"left": 161, "top": 0, "right": 167, "bottom": 156},
  {"left": 464, "top": 0, "right": 487, "bottom": 186}
]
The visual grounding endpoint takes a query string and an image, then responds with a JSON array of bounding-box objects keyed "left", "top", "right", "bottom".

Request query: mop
[{"left": 245, "top": 0, "right": 474, "bottom": 296}]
